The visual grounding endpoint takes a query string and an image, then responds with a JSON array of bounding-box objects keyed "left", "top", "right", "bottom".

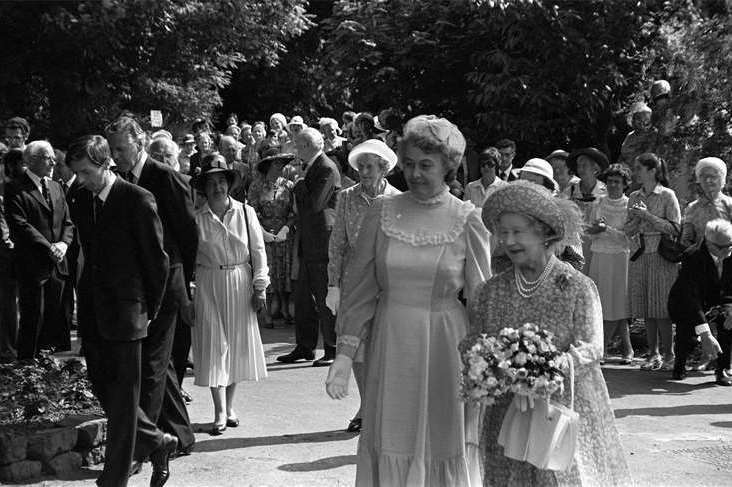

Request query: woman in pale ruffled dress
[
  {"left": 470, "top": 181, "right": 632, "bottom": 486},
  {"left": 326, "top": 116, "right": 491, "bottom": 486}
]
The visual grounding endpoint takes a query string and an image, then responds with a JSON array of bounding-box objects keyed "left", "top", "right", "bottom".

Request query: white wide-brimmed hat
[
  {"left": 516, "top": 158, "right": 559, "bottom": 192},
  {"left": 348, "top": 139, "right": 398, "bottom": 173}
]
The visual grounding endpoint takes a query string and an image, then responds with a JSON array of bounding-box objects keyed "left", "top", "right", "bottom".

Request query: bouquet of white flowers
[{"left": 460, "top": 323, "right": 566, "bottom": 404}]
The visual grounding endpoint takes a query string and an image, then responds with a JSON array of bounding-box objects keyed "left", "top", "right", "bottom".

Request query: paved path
[{"left": 25, "top": 326, "right": 732, "bottom": 486}]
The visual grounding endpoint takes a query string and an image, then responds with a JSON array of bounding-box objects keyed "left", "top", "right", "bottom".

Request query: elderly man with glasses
[
  {"left": 668, "top": 218, "right": 732, "bottom": 385},
  {"left": 4, "top": 140, "right": 74, "bottom": 359}
]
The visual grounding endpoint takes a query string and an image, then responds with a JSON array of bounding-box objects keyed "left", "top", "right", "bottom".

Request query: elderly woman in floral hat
[
  {"left": 325, "top": 138, "right": 401, "bottom": 433},
  {"left": 326, "top": 115, "right": 491, "bottom": 486},
  {"left": 470, "top": 181, "right": 632, "bottom": 487}
]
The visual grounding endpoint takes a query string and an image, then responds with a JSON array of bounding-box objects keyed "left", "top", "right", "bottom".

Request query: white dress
[{"left": 192, "top": 199, "right": 270, "bottom": 387}]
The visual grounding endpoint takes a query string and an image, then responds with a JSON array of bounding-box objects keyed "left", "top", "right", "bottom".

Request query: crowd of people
[{"left": 0, "top": 77, "right": 730, "bottom": 486}]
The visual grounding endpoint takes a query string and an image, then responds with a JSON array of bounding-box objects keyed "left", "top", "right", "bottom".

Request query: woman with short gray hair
[
  {"left": 326, "top": 115, "right": 491, "bottom": 486},
  {"left": 680, "top": 157, "right": 732, "bottom": 248},
  {"left": 325, "top": 139, "right": 400, "bottom": 433}
]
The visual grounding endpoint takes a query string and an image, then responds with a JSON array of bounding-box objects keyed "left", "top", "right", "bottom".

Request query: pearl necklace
[{"left": 514, "top": 257, "right": 556, "bottom": 298}]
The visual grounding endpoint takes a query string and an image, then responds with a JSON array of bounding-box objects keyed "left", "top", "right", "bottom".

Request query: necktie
[
  {"left": 93, "top": 196, "right": 104, "bottom": 225},
  {"left": 41, "top": 178, "right": 53, "bottom": 209},
  {"left": 500, "top": 171, "right": 507, "bottom": 181}
]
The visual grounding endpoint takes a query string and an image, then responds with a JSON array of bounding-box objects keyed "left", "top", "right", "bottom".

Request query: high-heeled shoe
[
  {"left": 226, "top": 417, "right": 240, "bottom": 428},
  {"left": 209, "top": 423, "right": 227, "bottom": 436}
]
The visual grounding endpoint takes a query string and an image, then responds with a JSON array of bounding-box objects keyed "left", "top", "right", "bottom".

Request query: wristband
[{"left": 695, "top": 323, "right": 711, "bottom": 335}]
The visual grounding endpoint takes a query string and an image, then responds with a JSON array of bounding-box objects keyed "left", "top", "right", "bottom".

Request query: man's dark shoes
[
  {"left": 312, "top": 356, "right": 335, "bottom": 367},
  {"left": 150, "top": 433, "right": 178, "bottom": 487},
  {"left": 671, "top": 368, "right": 687, "bottom": 381},
  {"left": 346, "top": 417, "right": 362, "bottom": 433},
  {"left": 715, "top": 371, "right": 732, "bottom": 386},
  {"left": 276, "top": 348, "right": 315, "bottom": 363}
]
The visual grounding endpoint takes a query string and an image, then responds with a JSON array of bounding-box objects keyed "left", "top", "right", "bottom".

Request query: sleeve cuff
[
  {"left": 695, "top": 323, "right": 711, "bottom": 335},
  {"left": 336, "top": 334, "right": 361, "bottom": 359}
]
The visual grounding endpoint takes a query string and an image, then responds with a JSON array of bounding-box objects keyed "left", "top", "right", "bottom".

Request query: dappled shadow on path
[
  {"left": 194, "top": 429, "right": 358, "bottom": 453},
  {"left": 603, "top": 366, "right": 718, "bottom": 399},
  {"left": 278, "top": 454, "right": 357, "bottom": 472},
  {"left": 614, "top": 403, "right": 732, "bottom": 418}
]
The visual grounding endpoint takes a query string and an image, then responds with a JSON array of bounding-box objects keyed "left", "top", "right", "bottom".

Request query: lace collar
[
  {"left": 406, "top": 186, "right": 451, "bottom": 206},
  {"left": 380, "top": 191, "right": 474, "bottom": 246}
]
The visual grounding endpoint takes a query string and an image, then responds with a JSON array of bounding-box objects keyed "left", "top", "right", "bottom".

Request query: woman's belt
[{"left": 197, "top": 262, "right": 248, "bottom": 270}]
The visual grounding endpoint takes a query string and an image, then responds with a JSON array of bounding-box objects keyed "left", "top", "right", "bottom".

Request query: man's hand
[
  {"left": 49, "top": 242, "right": 67, "bottom": 262},
  {"left": 701, "top": 332, "right": 723, "bottom": 358}
]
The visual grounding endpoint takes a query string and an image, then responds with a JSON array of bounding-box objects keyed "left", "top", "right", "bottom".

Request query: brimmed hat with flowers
[
  {"left": 347, "top": 139, "right": 397, "bottom": 173},
  {"left": 567, "top": 147, "right": 609, "bottom": 175},
  {"left": 516, "top": 158, "right": 559, "bottom": 192},
  {"left": 257, "top": 148, "right": 295, "bottom": 175},
  {"left": 482, "top": 180, "right": 583, "bottom": 245},
  {"left": 192, "top": 153, "right": 240, "bottom": 191}
]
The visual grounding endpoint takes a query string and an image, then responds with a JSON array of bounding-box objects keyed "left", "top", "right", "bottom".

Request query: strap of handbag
[
  {"left": 568, "top": 353, "right": 575, "bottom": 411},
  {"left": 242, "top": 201, "right": 254, "bottom": 281}
]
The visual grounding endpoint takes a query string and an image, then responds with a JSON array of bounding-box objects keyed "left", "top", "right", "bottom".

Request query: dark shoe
[
  {"left": 716, "top": 372, "right": 732, "bottom": 386},
  {"left": 130, "top": 460, "right": 143, "bottom": 476},
  {"left": 172, "top": 444, "right": 194, "bottom": 459},
  {"left": 150, "top": 433, "right": 178, "bottom": 487},
  {"left": 209, "top": 423, "right": 227, "bottom": 436},
  {"left": 346, "top": 418, "right": 362, "bottom": 433},
  {"left": 671, "top": 368, "right": 687, "bottom": 380},
  {"left": 181, "top": 389, "right": 193, "bottom": 404},
  {"left": 226, "top": 417, "right": 240, "bottom": 428},
  {"left": 276, "top": 348, "right": 315, "bottom": 363},
  {"left": 312, "top": 356, "right": 335, "bottom": 367}
]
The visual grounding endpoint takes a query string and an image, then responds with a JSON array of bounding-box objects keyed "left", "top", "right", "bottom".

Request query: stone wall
[{"left": 0, "top": 414, "right": 106, "bottom": 483}]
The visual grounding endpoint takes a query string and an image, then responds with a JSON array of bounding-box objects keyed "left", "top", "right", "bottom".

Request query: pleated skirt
[
  {"left": 628, "top": 251, "right": 679, "bottom": 319},
  {"left": 192, "top": 267, "right": 268, "bottom": 387}
]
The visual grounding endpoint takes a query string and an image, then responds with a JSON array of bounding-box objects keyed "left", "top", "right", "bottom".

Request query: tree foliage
[
  {"left": 311, "top": 0, "right": 663, "bottom": 156},
  {"left": 0, "top": 0, "right": 311, "bottom": 143}
]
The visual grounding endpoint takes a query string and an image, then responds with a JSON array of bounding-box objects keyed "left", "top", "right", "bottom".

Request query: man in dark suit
[
  {"left": 668, "top": 218, "right": 732, "bottom": 386},
  {"left": 106, "top": 116, "right": 197, "bottom": 456},
  {"left": 67, "top": 135, "right": 177, "bottom": 487},
  {"left": 495, "top": 138, "right": 519, "bottom": 182},
  {"left": 277, "top": 128, "right": 341, "bottom": 366},
  {"left": 4, "top": 141, "right": 73, "bottom": 359}
]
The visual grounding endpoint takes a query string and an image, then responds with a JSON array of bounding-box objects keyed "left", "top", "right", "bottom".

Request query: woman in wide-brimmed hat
[
  {"left": 324, "top": 139, "right": 401, "bottom": 433},
  {"left": 469, "top": 181, "right": 632, "bottom": 487},
  {"left": 191, "top": 153, "right": 270, "bottom": 436},
  {"left": 248, "top": 149, "right": 296, "bottom": 326},
  {"left": 326, "top": 115, "right": 491, "bottom": 486},
  {"left": 567, "top": 147, "right": 610, "bottom": 273}
]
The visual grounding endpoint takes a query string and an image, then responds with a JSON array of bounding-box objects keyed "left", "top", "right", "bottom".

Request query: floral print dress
[{"left": 468, "top": 258, "right": 632, "bottom": 486}]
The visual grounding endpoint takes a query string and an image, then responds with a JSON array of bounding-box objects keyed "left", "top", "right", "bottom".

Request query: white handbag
[{"left": 498, "top": 357, "right": 579, "bottom": 471}]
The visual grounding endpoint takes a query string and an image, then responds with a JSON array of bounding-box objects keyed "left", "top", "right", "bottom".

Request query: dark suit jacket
[
  {"left": 137, "top": 156, "right": 198, "bottom": 287},
  {"left": 4, "top": 171, "right": 74, "bottom": 282},
  {"left": 70, "top": 178, "right": 169, "bottom": 342},
  {"left": 294, "top": 152, "right": 341, "bottom": 262},
  {"left": 668, "top": 241, "right": 732, "bottom": 329},
  {"left": 62, "top": 179, "right": 83, "bottom": 282}
]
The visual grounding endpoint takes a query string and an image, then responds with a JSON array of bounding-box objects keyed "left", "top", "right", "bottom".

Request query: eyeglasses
[
  {"left": 708, "top": 240, "right": 732, "bottom": 250},
  {"left": 34, "top": 154, "right": 56, "bottom": 163}
]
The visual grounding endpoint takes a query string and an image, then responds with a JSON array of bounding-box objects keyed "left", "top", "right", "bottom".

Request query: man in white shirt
[{"left": 464, "top": 147, "right": 508, "bottom": 208}]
